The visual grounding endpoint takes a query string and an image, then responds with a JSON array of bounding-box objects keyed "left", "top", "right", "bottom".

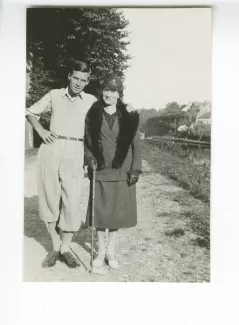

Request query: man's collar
[{"left": 63, "top": 87, "right": 84, "bottom": 100}]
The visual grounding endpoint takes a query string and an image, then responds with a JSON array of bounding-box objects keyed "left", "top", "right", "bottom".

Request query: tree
[
  {"left": 145, "top": 116, "right": 174, "bottom": 136},
  {"left": 26, "top": 8, "right": 131, "bottom": 107},
  {"left": 137, "top": 108, "right": 159, "bottom": 132},
  {"left": 164, "top": 102, "right": 180, "bottom": 113}
]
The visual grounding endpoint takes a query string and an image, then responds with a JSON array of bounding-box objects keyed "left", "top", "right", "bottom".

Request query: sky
[{"left": 121, "top": 8, "right": 211, "bottom": 110}]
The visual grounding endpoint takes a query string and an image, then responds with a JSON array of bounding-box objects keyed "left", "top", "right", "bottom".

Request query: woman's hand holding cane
[{"left": 87, "top": 159, "right": 97, "bottom": 179}]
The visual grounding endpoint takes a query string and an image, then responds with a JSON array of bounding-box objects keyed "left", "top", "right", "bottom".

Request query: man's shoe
[
  {"left": 60, "top": 251, "right": 80, "bottom": 268},
  {"left": 42, "top": 251, "right": 60, "bottom": 268}
]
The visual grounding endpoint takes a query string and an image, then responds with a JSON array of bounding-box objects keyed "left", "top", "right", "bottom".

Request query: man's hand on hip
[
  {"left": 126, "top": 103, "right": 135, "bottom": 113},
  {"left": 38, "top": 129, "right": 58, "bottom": 144}
]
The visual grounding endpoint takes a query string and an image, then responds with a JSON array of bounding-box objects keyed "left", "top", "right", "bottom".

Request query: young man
[
  {"left": 26, "top": 61, "right": 134, "bottom": 269},
  {"left": 26, "top": 60, "right": 97, "bottom": 268}
]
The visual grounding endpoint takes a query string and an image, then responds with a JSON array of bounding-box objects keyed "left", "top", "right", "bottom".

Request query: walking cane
[
  {"left": 89, "top": 163, "right": 106, "bottom": 275},
  {"left": 90, "top": 162, "right": 97, "bottom": 274}
]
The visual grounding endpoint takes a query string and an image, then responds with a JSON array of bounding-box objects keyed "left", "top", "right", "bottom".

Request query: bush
[{"left": 188, "top": 123, "right": 211, "bottom": 142}]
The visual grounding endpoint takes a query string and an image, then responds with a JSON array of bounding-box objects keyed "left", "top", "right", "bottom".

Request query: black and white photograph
[{"left": 24, "top": 7, "right": 211, "bottom": 282}]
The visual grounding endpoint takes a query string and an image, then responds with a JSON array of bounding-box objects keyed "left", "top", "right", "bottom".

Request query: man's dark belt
[{"left": 57, "top": 135, "right": 83, "bottom": 142}]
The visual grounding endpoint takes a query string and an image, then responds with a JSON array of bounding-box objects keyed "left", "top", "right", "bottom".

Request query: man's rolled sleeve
[{"left": 25, "top": 92, "right": 52, "bottom": 119}]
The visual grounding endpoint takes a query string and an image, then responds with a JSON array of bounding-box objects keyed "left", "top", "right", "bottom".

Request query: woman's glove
[{"left": 127, "top": 169, "right": 140, "bottom": 186}]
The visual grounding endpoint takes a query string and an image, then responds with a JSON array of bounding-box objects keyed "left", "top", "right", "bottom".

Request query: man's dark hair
[{"left": 68, "top": 60, "right": 91, "bottom": 75}]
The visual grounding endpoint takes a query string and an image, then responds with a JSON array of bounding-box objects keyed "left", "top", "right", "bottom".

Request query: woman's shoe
[
  {"left": 92, "top": 252, "right": 105, "bottom": 267},
  {"left": 105, "top": 253, "right": 119, "bottom": 269}
]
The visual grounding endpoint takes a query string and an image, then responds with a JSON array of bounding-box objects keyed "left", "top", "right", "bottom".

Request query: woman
[{"left": 84, "top": 76, "right": 142, "bottom": 269}]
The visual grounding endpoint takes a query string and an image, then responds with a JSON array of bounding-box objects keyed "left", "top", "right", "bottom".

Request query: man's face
[
  {"left": 68, "top": 70, "right": 90, "bottom": 95},
  {"left": 102, "top": 87, "right": 119, "bottom": 106}
]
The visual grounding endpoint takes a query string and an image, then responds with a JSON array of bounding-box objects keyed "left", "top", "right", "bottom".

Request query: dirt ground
[{"left": 24, "top": 150, "right": 210, "bottom": 282}]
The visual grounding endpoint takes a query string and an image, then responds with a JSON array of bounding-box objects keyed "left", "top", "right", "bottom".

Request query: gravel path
[{"left": 24, "top": 152, "right": 209, "bottom": 282}]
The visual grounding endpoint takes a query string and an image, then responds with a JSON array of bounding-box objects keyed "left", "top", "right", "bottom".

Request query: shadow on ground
[
  {"left": 24, "top": 196, "right": 98, "bottom": 255},
  {"left": 24, "top": 196, "right": 52, "bottom": 252}
]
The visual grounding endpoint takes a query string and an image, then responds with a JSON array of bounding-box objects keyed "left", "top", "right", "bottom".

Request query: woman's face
[{"left": 102, "top": 87, "right": 119, "bottom": 106}]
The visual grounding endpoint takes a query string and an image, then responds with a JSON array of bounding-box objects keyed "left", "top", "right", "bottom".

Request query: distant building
[
  {"left": 197, "top": 102, "right": 211, "bottom": 116},
  {"left": 181, "top": 102, "right": 202, "bottom": 124},
  {"left": 196, "top": 112, "right": 211, "bottom": 125},
  {"left": 181, "top": 101, "right": 204, "bottom": 113},
  {"left": 181, "top": 103, "right": 191, "bottom": 112},
  {"left": 196, "top": 102, "right": 211, "bottom": 125},
  {"left": 182, "top": 101, "right": 211, "bottom": 125}
]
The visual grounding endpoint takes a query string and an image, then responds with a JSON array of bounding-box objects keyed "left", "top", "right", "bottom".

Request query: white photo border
[{"left": 1, "top": 1, "right": 239, "bottom": 324}]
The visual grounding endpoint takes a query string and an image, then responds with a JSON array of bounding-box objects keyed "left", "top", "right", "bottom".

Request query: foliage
[
  {"left": 26, "top": 59, "right": 58, "bottom": 107},
  {"left": 164, "top": 228, "right": 185, "bottom": 237},
  {"left": 143, "top": 101, "right": 190, "bottom": 136},
  {"left": 143, "top": 100, "right": 211, "bottom": 141},
  {"left": 164, "top": 101, "right": 180, "bottom": 113},
  {"left": 145, "top": 115, "right": 180, "bottom": 136},
  {"left": 158, "top": 111, "right": 187, "bottom": 122},
  {"left": 137, "top": 108, "right": 160, "bottom": 132},
  {"left": 145, "top": 115, "right": 211, "bottom": 141},
  {"left": 141, "top": 140, "right": 210, "bottom": 202},
  {"left": 147, "top": 139, "right": 192, "bottom": 159},
  {"left": 177, "top": 123, "right": 211, "bottom": 142},
  {"left": 142, "top": 140, "right": 210, "bottom": 249},
  {"left": 190, "top": 123, "right": 211, "bottom": 140},
  {"left": 159, "top": 101, "right": 183, "bottom": 122},
  {"left": 27, "top": 8, "right": 131, "bottom": 107},
  {"left": 185, "top": 207, "right": 210, "bottom": 249}
]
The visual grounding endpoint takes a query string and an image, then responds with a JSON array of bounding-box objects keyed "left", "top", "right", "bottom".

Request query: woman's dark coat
[
  {"left": 84, "top": 98, "right": 142, "bottom": 180},
  {"left": 84, "top": 98, "right": 142, "bottom": 229}
]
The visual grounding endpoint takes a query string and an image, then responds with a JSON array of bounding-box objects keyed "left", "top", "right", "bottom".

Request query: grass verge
[
  {"left": 142, "top": 140, "right": 210, "bottom": 203},
  {"left": 142, "top": 140, "right": 210, "bottom": 249}
]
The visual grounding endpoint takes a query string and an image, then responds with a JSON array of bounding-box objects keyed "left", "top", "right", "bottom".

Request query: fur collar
[{"left": 85, "top": 98, "right": 139, "bottom": 170}]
